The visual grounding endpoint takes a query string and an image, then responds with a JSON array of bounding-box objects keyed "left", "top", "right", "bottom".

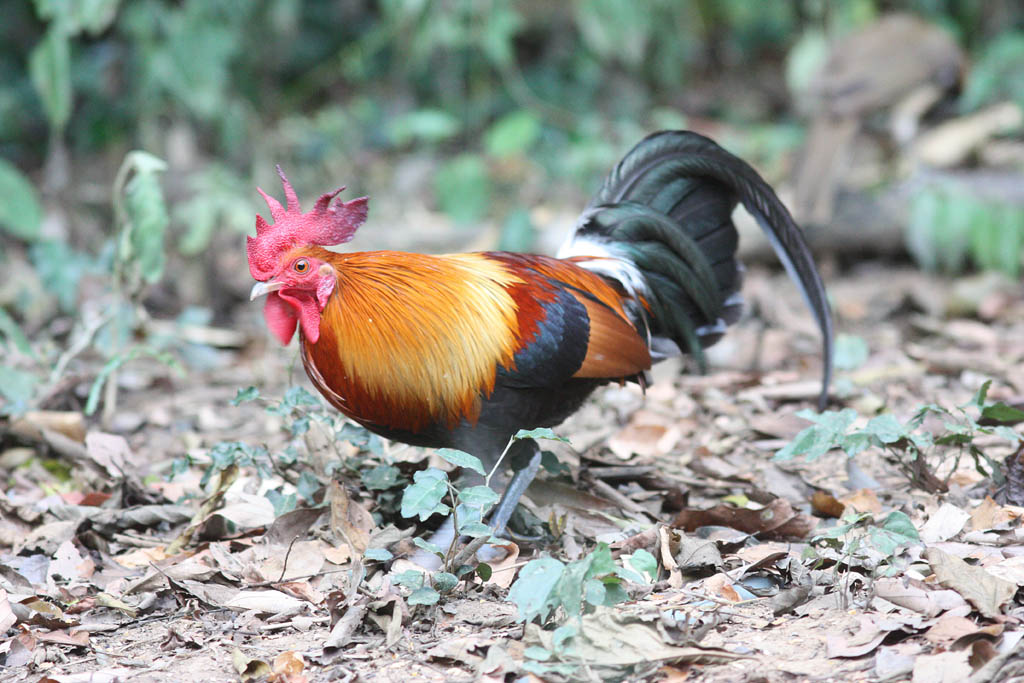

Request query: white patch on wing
[{"left": 556, "top": 234, "right": 647, "bottom": 297}]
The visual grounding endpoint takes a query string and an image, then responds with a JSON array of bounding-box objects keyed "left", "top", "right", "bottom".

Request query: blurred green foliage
[{"left": 1, "top": 0, "right": 1023, "bottom": 415}]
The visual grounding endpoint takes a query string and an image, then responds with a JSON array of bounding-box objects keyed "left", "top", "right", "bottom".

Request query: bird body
[
  {"left": 248, "top": 131, "right": 834, "bottom": 529},
  {"left": 262, "top": 246, "right": 651, "bottom": 457}
]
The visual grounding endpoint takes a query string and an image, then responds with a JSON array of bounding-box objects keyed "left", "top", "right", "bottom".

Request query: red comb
[{"left": 247, "top": 166, "right": 368, "bottom": 280}]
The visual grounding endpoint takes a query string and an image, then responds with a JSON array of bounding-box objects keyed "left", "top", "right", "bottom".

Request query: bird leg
[{"left": 488, "top": 443, "right": 542, "bottom": 538}]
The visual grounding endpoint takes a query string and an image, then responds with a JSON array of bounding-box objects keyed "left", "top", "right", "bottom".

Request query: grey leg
[{"left": 488, "top": 447, "right": 542, "bottom": 537}]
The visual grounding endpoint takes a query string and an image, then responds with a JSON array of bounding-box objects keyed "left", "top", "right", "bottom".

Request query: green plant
[
  {"left": 505, "top": 543, "right": 656, "bottom": 676},
  {"left": 906, "top": 184, "right": 1024, "bottom": 278},
  {"left": 390, "top": 427, "right": 570, "bottom": 605},
  {"left": 776, "top": 381, "right": 1024, "bottom": 492},
  {"left": 806, "top": 510, "right": 921, "bottom": 609}
]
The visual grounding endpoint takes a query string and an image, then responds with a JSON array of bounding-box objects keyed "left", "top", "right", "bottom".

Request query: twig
[
  {"left": 450, "top": 535, "right": 491, "bottom": 571},
  {"left": 276, "top": 534, "right": 303, "bottom": 583}
]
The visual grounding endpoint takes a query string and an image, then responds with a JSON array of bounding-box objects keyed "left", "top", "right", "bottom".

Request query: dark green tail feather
[{"left": 578, "top": 130, "right": 834, "bottom": 409}]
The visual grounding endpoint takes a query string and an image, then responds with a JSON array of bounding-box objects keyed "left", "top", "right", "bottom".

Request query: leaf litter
[{"left": 0, "top": 265, "right": 1023, "bottom": 681}]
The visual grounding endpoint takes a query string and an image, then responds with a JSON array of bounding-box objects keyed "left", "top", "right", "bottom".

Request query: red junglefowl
[{"left": 248, "top": 130, "right": 834, "bottom": 540}]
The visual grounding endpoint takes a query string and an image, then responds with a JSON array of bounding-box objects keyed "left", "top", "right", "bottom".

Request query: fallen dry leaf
[
  {"left": 919, "top": 502, "right": 970, "bottom": 543},
  {"left": 232, "top": 647, "right": 272, "bottom": 681},
  {"left": 672, "top": 498, "right": 817, "bottom": 539},
  {"left": 874, "top": 576, "right": 969, "bottom": 617},
  {"left": 839, "top": 488, "right": 882, "bottom": 514},
  {"left": 924, "top": 547, "right": 1017, "bottom": 619},
  {"left": 910, "top": 649, "right": 973, "bottom": 683},
  {"left": 329, "top": 480, "right": 374, "bottom": 553}
]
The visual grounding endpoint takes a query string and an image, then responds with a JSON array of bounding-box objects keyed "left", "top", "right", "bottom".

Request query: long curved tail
[{"left": 559, "top": 130, "right": 833, "bottom": 409}]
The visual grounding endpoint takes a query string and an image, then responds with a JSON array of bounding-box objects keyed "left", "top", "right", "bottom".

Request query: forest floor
[{"left": 2, "top": 260, "right": 1024, "bottom": 682}]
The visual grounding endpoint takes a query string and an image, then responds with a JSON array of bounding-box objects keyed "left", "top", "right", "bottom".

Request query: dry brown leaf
[
  {"left": 920, "top": 503, "right": 971, "bottom": 543},
  {"left": 970, "top": 496, "right": 1002, "bottom": 530},
  {"left": 826, "top": 615, "right": 888, "bottom": 658},
  {"left": 259, "top": 540, "right": 325, "bottom": 582},
  {"left": 923, "top": 613, "right": 982, "bottom": 645},
  {"left": 672, "top": 498, "right": 817, "bottom": 539},
  {"left": 9, "top": 411, "right": 86, "bottom": 443},
  {"left": 839, "top": 488, "right": 882, "bottom": 514},
  {"left": 524, "top": 606, "right": 745, "bottom": 669},
  {"left": 321, "top": 543, "right": 352, "bottom": 565},
  {"left": 112, "top": 546, "right": 168, "bottom": 569},
  {"left": 983, "top": 555, "right": 1024, "bottom": 587},
  {"left": 35, "top": 629, "right": 90, "bottom": 647},
  {"left": 811, "top": 490, "right": 845, "bottom": 518},
  {"left": 607, "top": 410, "right": 682, "bottom": 459},
  {"left": 924, "top": 547, "right": 1017, "bottom": 619},
  {"left": 329, "top": 480, "right": 374, "bottom": 553},
  {"left": 48, "top": 539, "right": 95, "bottom": 583},
  {"left": 224, "top": 589, "right": 306, "bottom": 614},
  {"left": 478, "top": 543, "right": 520, "bottom": 589},
  {"left": 84, "top": 432, "right": 131, "bottom": 478},
  {"left": 271, "top": 651, "right": 307, "bottom": 683},
  {"left": 702, "top": 574, "right": 741, "bottom": 602},
  {"left": 426, "top": 633, "right": 494, "bottom": 665},
  {"left": 232, "top": 648, "right": 272, "bottom": 682},
  {"left": 910, "top": 649, "right": 973, "bottom": 683},
  {"left": 0, "top": 591, "right": 14, "bottom": 632},
  {"left": 874, "top": 577, "right": 969, "bottom": 617}
]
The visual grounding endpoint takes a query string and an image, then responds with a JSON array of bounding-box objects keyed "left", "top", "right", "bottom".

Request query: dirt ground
[{"left": 2, "top": 261, "right": 1024, "bottom": 682}]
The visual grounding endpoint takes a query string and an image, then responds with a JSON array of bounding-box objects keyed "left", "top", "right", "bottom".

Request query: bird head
[{"left": 247, "top": 167, "right": 368, "bottom": 345}]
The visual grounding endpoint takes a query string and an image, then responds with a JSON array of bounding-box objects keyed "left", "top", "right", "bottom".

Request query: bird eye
[{"left": 293, "top": 259, "right": 309, "bottom": 273}]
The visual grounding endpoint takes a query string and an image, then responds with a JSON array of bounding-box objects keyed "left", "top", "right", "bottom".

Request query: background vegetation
[{"left": 1, "top": 0, "right": 1023, "bottom": 415}]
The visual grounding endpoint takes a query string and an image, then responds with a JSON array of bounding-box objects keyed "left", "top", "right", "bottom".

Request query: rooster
[{"left": 248, "top": 131, "right": 834, "bottom": 538}]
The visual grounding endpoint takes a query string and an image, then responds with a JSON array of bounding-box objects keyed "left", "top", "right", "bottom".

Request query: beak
[{"left": 250, "top": 281, "right": 284, "bottom": 300}]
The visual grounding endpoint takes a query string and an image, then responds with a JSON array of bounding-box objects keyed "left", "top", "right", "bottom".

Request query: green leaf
[
  {"left": 981, "top": 402, "right": 1024, "bottom": 424},
  {"left": 514, "top": 427, "right": 569, "bottom": 443},
  {"left": 457, "top": 485, "right": 499, "bottom": 508},
  {"left": 435, "top": 448, "right": 485, "bottom": 476},
  {"left": 29, "top": 27, "right": 72, "bottom": 133},
  {"left": 552, "top": 623, "right": 579, "bottom": 652},
  {"left": 392, "top": 570, "right": 425, "bottom": 589},
  {"left": 407, "top": 586, "right": 440, "bottom": 606},
  {"left": 35, "top": 0, "right": 121, "bottom": 36},
  {"left": 775, "top": 409, "right": 858, "bottom": 461},
  {"left": 434, "top": 155, "right": 491, "bottom": 226},
  {"left": 833, "top": 334, "right": 869, "bottom": 371},
  {"left": 122, "top": 157, "right": 169, "bottom": 283},
  {"left": 476, "top": 563, "right": 492, "bottom": 581},
  {"left": 231, "top": 386, "right": 259, "bottom": 406},
  {"left": 484, "top": 110, "right": 541, "bottom": 158},
  {"left": 868, "top": 511, "right": 921, "bottom": 557},
  {"left": 508, "top": 557, "right": 565, "bottom": 623},
  {"left": 265, "top": 489, "right": 297, "bottom": 516},
  {"left": 281, "top": 386, "right": 320, "bottom": 408},
  {"left": 28, "top": 241, "right": 100, "bottom": 312},
  {"left": 364, "top": 547, "right": 393, "bottom": 562},
  {"left": 458, "top": 521, "right": 493, "bottom": 538},
  {"left": 523, "top": 646, "right": 552, "bottom": 661},
  {"left": 624, "top": 549, "right": 657, "bottom": 583},
  {"left": 969, "top": 380, "right": 992, "bottom": 410},
  {"left": 296, "top": 471, "right": 321, "bottom": 502},
  {"left": 497, "top": 208, "right": 536, "bottom": 252},
  {"left": 85, "top": 346, "right": 181, "bottom": 415},
  {"left": 0, "top": 159, "right": 42, "bottom": 241},
  {"left": 388, "top": 109, "right": 460, "bottom": 146},
  {"left": 583, "top": 578, "right": 606, "bottom": 606},
  {"left": 362, "top": 465, "right": 403, "bottom": 491},
  {"left": 861, "top": 414, "right": 905, "bottom": 444},
  {"left": 0, "top": 307, "right": 34, "bottom": 356},
  {"left": 0, "top": 366, "right": 38, "bottom": 416},
  {"left": 412, "top": 536, "right": 444, "bottom": 558},
  {"left": 432, "top": 572, "right": 458, "bottom": 593},
  {"left": 400, "top": 468, "right": 449, "bottom": 521}
]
